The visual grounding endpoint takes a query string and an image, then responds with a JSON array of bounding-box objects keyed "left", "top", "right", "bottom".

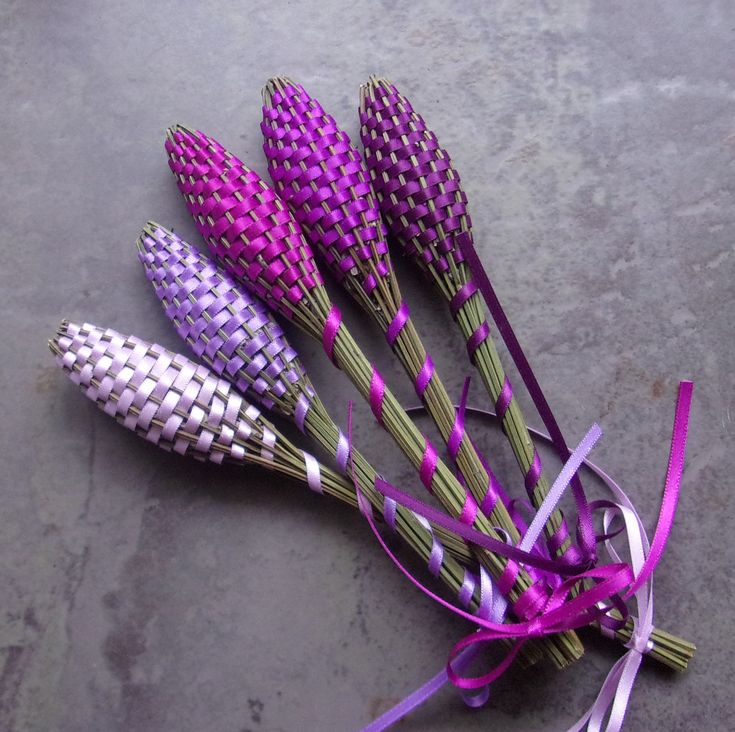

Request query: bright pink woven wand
[
  {"left": 164, "top": 126, "right": 580, "bottom": 668},
  {"left": 359, "top": 77, "right": 576, "bottom": 562}
]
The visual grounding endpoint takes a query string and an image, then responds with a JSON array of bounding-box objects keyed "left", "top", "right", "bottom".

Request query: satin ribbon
[
  {"left": 356, "top": 418, "right": 629, "bottom": 731},
  {"left": 358, "top": 381, "right": 692, "bottom": 730},
  {"left": 456, "top": 231, "right": 596, "bottom": 559},
  {"left": 565, "top": 380, "right": 693, "bottom": 732}
]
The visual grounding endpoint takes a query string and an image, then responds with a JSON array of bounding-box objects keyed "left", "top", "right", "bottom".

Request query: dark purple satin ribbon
[
  {"left": 494, "top": 376, "right": 513, "bottom": 418},
  {"left": 456, "top": 230, "right": 596, "bottom": 561}
]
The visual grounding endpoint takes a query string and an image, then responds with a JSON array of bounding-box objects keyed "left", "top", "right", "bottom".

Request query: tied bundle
[
  {"left": 163, "top": 124, "right": 581, "bottom": 668},
  {"left": 136, "top": 221, "right": 510, "bottom": 629}
]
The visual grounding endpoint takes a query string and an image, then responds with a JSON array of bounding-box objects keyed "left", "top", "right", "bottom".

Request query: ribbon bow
[{"left": 356, "top": 380, "right": 692, "bottom": 730}]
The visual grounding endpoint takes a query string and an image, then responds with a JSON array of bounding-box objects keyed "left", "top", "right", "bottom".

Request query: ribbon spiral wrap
[
  {"left": 261, "top": 78, "right": 394, "bottom": 300},
  {"left": 52, "top": 321, "right": 270, "bottom": 465},
  {"left": 137, "top": 223, "right": 309, "bottom": 417},
  {"left": 165, "top": 125, "right": 323, "bottom": 319}
]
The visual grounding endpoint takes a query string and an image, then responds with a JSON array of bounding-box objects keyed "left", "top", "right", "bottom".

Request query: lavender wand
[
  {"left": 163, "top": 125, "right": 579, "bottom": 668},
  {"left": 136, "top": 222, "right": 523, "bottom": 637}
]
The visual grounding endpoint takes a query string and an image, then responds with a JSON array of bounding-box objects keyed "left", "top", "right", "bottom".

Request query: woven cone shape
[
  {"left": 165, "top": 125, "right": 323, "bottom": 324},
  {"left": 261, "top": 76, "right": 399, "bottom": 323},
  {"left": 137, "top": 221, "right": 313, "bottom": 418},
  {"left": 50, "top": 321, "right": 280, "bottom": 466},
  {"left": 359, "top": 77, "right": 471, "bottom": 289}
]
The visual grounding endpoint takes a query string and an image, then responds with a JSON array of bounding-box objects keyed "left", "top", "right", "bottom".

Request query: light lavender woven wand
[
  {"left": 49, "top": 321, "right": 352, "bottom": 487},
  {"left": 135, "top": 222, "right": 511, "bottom": 629}
]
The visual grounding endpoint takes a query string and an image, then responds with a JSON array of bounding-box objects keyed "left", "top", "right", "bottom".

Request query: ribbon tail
[
  {"left": 626, "top": 380, "right": 693, "bottom": 597},
  {"left": 599, "top": 652, "right": 644, "bottom": 732},
  {"left": 360, "top": 643, "right": 482, "bottom": 732},
  {"left": 565, "top": 654, "right": 628, "bottom": 732}
]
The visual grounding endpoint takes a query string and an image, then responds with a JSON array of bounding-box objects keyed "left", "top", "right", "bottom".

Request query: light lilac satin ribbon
[
  {"left": 359, "top": 381, "right": 692, "bottom": 731},
  {"left": 565, "top": 380, "right": 693, "bottom": 732},
  {"left": 362, "top": 572, "right": 505, "bottom": 732}
]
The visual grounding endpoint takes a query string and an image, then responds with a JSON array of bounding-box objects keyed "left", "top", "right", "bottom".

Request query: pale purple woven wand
[
  {"left": 136, "top": 221, "right": 502, "bottom": 624},
  {"left": 49, "top": 321, "right": 354, "bottom": 489},
  {"left": 164, "top": 126, "right": 581, "bottom": 668},
  {"left": 359, "top": 77, "right": 576, "bottom": 563}
]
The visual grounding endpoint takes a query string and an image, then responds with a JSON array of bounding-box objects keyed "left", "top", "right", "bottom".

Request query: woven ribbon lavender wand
[
  {"left": 359, "top": 76, "right": 577, "bottom": 563},
  {"left": 359, "top": 78, "right": 694, "bottom": 672},
  {"left": 138, "top": 223, "right": 690, "bottom": 670},
  {"left": 136, "top": 221, "right": 515, "bottom": 634},
  {"left": 49, "top": 321, "right": 362, "bottom": 497},
  {"left": 163, "top": 125, "right": 579, "bottom": 667}
]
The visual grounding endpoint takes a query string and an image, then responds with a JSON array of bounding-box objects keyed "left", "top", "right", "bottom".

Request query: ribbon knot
[{"left": 625, "top": 619, "right": 654, "bottom": 656}]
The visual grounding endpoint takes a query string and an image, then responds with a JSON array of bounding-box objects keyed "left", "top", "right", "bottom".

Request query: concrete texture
[{"left": 1, "top": 1, "right": 733, "bottom": 730}]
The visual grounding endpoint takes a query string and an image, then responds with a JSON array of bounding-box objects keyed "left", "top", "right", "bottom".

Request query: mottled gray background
[{"left": 1, "top": 1, "right": 733, "bottom": 730}]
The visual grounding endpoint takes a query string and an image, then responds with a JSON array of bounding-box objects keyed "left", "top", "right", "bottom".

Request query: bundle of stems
[
  {"left": 137, "top": 224, "right": 694, "bottom": 672},
  {"left": 359, "top": 78, "right": 694, "bottom": 671},
  {"left": 359, "top": 77, "right": 577, "bottom": 561},
  {"left": 50, "top": 317, "right": 693, "bottom": 671},
  {"left": 164, "top": 125, "right": 582, "bottom": 668},
  {"left": 136, "top": 221, "right": 517, "bottom": 637}
]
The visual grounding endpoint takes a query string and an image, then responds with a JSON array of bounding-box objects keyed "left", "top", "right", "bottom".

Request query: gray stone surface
[{"left": 1, "top": 1, "right": 733, "bottom": 730}]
